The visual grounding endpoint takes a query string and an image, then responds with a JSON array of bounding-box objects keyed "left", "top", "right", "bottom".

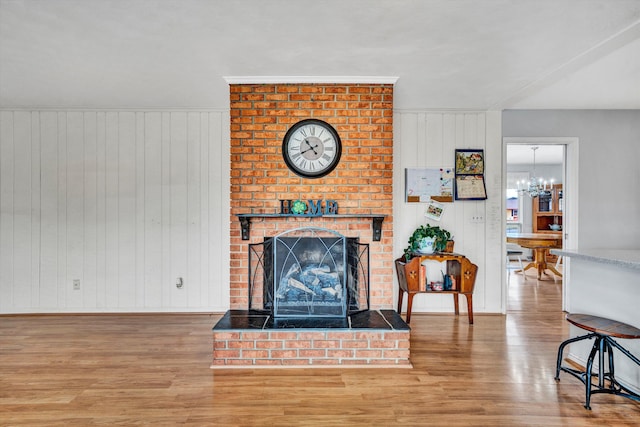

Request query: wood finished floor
[{"left": 1, "top": 269, "right": 639, "bottom": 426}]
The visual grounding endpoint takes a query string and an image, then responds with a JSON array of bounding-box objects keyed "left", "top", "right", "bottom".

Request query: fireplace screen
[{"left": 248, "top": 227, "right": 369, "bottom": 318}]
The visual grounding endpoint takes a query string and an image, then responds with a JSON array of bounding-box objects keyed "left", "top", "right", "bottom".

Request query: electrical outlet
[{"left": 73, "top": 279, "right": 80, "bottom": 290}]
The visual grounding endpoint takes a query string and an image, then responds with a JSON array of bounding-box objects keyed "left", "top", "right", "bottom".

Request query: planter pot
[
  {"left": 445, "top": 240, "right": 455, "bottom": 253},
  {"left": 417, "top": 237, "right": 436, "bottom": 254}
]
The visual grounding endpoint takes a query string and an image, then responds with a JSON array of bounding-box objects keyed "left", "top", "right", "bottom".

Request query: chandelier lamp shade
[{"left": 517, "top": 146, "right": 553, "bottom": 198}]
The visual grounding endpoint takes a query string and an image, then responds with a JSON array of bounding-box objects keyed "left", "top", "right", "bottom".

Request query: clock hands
[{"left": 300, "top": 138, "right": 319, "bottom": 155}]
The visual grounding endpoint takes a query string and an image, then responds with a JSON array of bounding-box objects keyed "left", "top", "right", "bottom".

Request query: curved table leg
[{"left": 532, "top": 247, "right": 563, "bottom": 279}]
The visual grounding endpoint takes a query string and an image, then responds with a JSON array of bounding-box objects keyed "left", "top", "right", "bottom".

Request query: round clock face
[{"left": 282, "top": 119, "right": 342, "bottom": 178}]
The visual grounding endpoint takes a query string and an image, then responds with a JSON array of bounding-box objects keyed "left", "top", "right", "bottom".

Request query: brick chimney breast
[{"left": 229, "top": 83, "right": 394, "bottom": 309}]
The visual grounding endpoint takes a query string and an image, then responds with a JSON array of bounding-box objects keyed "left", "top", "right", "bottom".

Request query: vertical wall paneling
[
  {"left": 13, "top": 112, "right": 32, "bottom": 308},
  {"left": 0, "top": 110, "right": 230, "bottom": 313},
  {"left": 187, "top": 112, "right": 201, "bottom": 307},
  {"left": 0, "top": 108, "right": 503, "bottom": 314},
  {"left": 0, "top": 112, "right": 15, "bottom": 311},
  {"left": 393, "top": 111, "right": 502, "bottom": 315},
  {"left": 170, "top": 112, "right": 188, "bottom": 308},
  {"left": 66, "top": 112, "right": 84, "bottom": 308},
  {"left": 416, "top": 112, "right": 427, "bottom": 165},
  {"left": 161, "top": 112, "right": 172, "bottom": 308},
  {"left": 84, "top": 112, "right": 98, "bottom": 308},
  {"left": 208, "top": 111, "right": 230, "bottom": 309},
  {"left": 484, "top": 111, "right": 505, "bottom": 312},
  {"left": 118, "top": 113, "right": 136, "bottom": 307},
  {"left": 135, "top": 112, "right": 145, "bottom": 307},
  {"left": 199, "top": 113, "right": 210, "bottom": 307},
  {"left": 105, "top": 112, "right": 119, "bottom": 308},
  {"left": 207, "top": 113, "right": 218, "bottom": 308},
  {"left": 40, "top": 112, "right": 59, "bottom": 307},
  {"left": 426, "top": 113, "right": 444, "bottom": 166},
  {"left": 56, "top": 113, "right": 68, "bottom": 308},
  {"left": 144, "top": 112, "right": 163, "bottom": 308},
  {"left": 96, "top": 112, "right": 107, "bottom": 308},
  {"left": 30, "top": 112, "right": 41, "bottom": 307}
]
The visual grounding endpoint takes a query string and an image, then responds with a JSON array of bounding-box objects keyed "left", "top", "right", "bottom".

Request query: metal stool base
[{"left": 555, "top": 332, "right": 640, "bottom": 409}]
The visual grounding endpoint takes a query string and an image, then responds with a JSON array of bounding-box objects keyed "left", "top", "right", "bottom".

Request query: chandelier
[{"left": 517, "top": 147, "right": 553, "bottom": 198}]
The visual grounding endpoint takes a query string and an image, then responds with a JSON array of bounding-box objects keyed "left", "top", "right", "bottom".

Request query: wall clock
[{"left": 282, "top": 119, "right": 342, "bottom": 179}]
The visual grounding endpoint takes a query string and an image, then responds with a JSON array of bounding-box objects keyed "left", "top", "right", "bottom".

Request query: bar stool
[{"left": 555, "top": 313, "right": 640, "bottom": 409}]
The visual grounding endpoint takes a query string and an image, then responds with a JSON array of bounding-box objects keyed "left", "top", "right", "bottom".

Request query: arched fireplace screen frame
[{"left": 248, "top": 227, "right": 370, "bottom": 318}]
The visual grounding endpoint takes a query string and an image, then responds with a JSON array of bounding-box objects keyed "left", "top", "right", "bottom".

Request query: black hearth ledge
[{"left": 212, "top": 309, "right": 409, "bottom": 331}]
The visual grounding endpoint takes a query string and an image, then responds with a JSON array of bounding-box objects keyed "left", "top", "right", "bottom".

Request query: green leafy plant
[{"left": 404, "top": 224, "right": 452, "bottom": 260}]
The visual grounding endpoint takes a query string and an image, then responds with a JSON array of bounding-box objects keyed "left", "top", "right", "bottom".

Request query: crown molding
[{"left": 223, "top": 76, "right": 399, "bottom": 85}]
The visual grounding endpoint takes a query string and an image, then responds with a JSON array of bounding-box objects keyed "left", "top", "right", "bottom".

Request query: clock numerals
[{"left": 296, "top": 157, "right": 315, "bottom": 172}]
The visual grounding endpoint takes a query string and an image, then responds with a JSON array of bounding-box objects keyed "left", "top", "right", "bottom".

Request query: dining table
[{"left": 506, "top": 232, "right": 563, "bottom": 279}]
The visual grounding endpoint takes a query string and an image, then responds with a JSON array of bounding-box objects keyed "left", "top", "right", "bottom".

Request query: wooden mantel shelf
[{"left": 235, "top": 213, "right": 387, "bottom": 241}]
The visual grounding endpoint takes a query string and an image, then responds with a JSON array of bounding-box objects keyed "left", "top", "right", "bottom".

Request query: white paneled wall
[
  {"left": 1, "top": 109, "right": 504, "bottom": 315},
  {"left": 0, "top": 110, "right": 230, "bottom": 313},
  {"left": 393, "top": 111, "right": 503, "bottom": 314}
]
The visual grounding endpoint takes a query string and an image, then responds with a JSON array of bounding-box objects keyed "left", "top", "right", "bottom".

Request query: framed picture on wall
[
  {"left": 454, "top": 149, "right": 487, "bottom": 200},
  {"left": 455, "top": 149, "right": 485, "bottom": 175}
]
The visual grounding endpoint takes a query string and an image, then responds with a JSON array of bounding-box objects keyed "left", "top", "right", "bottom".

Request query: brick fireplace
[
  {"left": 228, "top": 82, "right": 394, "bottom": 308},
  {"left": 212, "top": 82, "right": 405, "bottom": 367}
]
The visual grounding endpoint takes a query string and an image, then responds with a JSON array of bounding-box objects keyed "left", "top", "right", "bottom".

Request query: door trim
[{"left": 503, "top": 137, "right": 579, "bottom": 312}]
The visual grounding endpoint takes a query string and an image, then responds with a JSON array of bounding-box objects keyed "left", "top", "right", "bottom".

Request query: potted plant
[{"left": 404, "top": 224, "right": 452, "bottom": 260}]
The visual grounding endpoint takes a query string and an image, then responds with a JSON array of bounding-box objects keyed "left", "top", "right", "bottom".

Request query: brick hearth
[{"left": 212, "top": 310, "right": 411, "bottom": 368}]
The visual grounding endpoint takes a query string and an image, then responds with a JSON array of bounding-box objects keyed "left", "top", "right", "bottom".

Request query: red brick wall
[
  {"left": 229, "top": 83, "right": 394, "bottom": 309},
  {"left": 212, "top": 329, "right": 411, "bottom": 367}
]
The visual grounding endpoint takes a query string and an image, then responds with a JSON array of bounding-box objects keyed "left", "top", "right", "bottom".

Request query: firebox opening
[{"left": 248, "top": 227, "right": 369, "bottom": 318}]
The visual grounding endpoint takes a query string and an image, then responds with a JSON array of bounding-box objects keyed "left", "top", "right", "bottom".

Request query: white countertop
[{"left": 551, "top": 248, "right": 640, "bottom": 270}]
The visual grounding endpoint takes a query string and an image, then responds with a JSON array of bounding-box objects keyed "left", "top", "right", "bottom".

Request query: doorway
[{"left": 503, "top": 137, "right": 579, "bottom": 313}]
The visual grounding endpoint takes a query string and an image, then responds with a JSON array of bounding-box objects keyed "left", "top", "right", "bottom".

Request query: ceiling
[
  {"left": 506, "top": 145, "right": 564, "bottom": 165},
  {"left": 1, "top": 0, "right": 639, "bottom": 110}
]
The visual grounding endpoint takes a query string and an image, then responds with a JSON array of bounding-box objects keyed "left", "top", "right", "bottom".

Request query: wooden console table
[{"left": 395, "top": 253, "right": 478, "bottom": 324}]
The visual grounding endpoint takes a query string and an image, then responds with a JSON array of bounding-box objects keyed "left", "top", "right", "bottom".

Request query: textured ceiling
[
  {"left": 1, "top": 0, "right": 639, "bottom": 109},
  {"left": 507, "top": 145, "right": 564, "bottom": 165}
]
